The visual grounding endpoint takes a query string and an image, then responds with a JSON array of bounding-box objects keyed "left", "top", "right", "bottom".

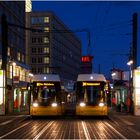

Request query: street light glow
[
  {"left": 29, "top": 73, "right": 34, "bottom": 77},
  {"left": 127, "top": 60, "right": 133, "bottom": 66},
  {"left": 12, "top": 62, "right": 16, "bottom": 66},
  {"left": 90, "top": 76, "right": 93, "bottom": 80},
  {"left": 111, "top": 72, "right": 116, "bottom": 76}
]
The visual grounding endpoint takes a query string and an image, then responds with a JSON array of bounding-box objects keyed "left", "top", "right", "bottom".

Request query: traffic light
[{"left": 1, "top": 14, "right": 8, "bottom": 70}]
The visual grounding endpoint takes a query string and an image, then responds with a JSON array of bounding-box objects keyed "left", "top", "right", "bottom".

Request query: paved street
[{"left": 0, "top": 110, "right": 140, "bottom": 139}]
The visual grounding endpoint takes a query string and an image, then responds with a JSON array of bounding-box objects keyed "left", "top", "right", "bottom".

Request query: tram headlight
[
  {"left": 79, "top": 102, "right": 86, "bottom": 107},
  {"left": 99, "top": 102, "right": 104, "bottom": 107},
  {"left": 51, "top": 102, "right": 58, "bottom": 107},
  {"left": 33, "top": 102, "right": 38, "bottom": 107}
]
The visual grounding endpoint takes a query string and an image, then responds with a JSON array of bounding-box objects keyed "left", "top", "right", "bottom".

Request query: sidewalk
[
  {"left": 0, "top": 111, "right": 29, "bottom": 125},
  {"left": 108, "top": 107, "right": 140, "bottom": 136}
]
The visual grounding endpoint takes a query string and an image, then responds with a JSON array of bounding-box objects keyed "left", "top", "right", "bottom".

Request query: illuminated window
[
  {"left": 82, "top": 56, "right": 92, "bottom": 62},
  {"left": 44, "top": 17, "right": 49, "bottom": 23},
  {"left": 7, "top": 47, "right": 10, "bottom": 56},
  {"left": 44, "top": 27, "right": 49, "bottom": 32},
  {"left": 43, "top": 47, "right": 49, "bottom": 53},
  {"left": 43, "top": 37, "right": 49, "bottom": 43},
  {"left": 44, "top": 57, "right": 49, "bottom": 64},
  {"left": 22, "top": 54, "right": 24, "bottom": 62},
  {"left": 17, "top": 52, "right": 20, "bottom": 61},
  {"left": 43, "top": 67, "right": 49, "bottom": 74}
]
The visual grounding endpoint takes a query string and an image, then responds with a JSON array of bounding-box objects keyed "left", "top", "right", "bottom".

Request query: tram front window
[
  {"left": 33, "top": 86, "right": 57, "bottom": 105},
  {"left": 77, "top": 85, "right": 105, "bottom": 105}
]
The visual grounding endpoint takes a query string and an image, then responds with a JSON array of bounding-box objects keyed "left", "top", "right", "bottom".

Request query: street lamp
[
  {"left": 28, "top": 73, "right": 34, "bottom": 114},
  {"left": 127, "top": 60, "right": 133, "bottom": 66},
  {"left": 111, "top": 72, "right": 116, "bottom": 77},
  {"left": 10, "top": 61, "right": 16, "bottom": 113},
  {"left": 127, "top": 60, "right": 133, "bottom": 79},
  {"left": 111, "top": 71, "right": 116, "bottom": 109},
  {"left": 127, "top": 59, "right": 133, "bottom": 113}
]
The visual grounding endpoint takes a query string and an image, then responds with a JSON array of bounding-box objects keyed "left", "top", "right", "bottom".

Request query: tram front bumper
[
  {"left": 30, "top": 106, "right": 62, "bottom": 116},
  {"left": 76, "top": 105, "right": 108, "bottom": 116}
]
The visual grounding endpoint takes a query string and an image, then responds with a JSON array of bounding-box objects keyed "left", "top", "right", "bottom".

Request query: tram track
[{"left": 0, "top": 117, "right": 139, "bottom": 139}]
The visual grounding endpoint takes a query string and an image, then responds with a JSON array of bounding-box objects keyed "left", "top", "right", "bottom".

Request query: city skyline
[{"left": 32, "top": 1, "right": 140, "bottom": 78}]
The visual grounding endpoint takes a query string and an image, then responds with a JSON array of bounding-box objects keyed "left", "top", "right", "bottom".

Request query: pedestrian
[
  {"left": 111, "top": 95, "right": 116, "bottom": 110},
  {"left": 126, "top": 97, "right": 131, "bottom": 113},
  {"left": 120, "top": 101, "right": 125, "bottom": 112}
]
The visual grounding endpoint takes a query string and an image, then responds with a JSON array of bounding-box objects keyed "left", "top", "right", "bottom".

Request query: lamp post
[
  {"left": 11, "top": 61, "right": 16, "bottom": 113},
  {"left": 28, "top": 73, "right": 33, "bottom": 114},
  {"left": 11, "top": 62, "right": 16, "bottom": 86},
  {"left": 111, "top": 71, "right": 116, "bottom": 108},
  {"left": 127, "top": 60, "right": 133, "bottom": 113}
]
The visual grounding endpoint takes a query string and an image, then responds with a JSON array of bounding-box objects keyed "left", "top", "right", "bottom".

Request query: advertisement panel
[{"left": 133, "top": 69, "right": 140, "bottom": 116}]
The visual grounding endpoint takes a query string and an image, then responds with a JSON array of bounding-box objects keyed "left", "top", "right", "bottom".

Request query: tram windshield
[
  {"left": 76, "top": 82, "right": 106, "bottom": 105},
  {"left": 32, "top": 82, "right": 61, "bottom": 105}
]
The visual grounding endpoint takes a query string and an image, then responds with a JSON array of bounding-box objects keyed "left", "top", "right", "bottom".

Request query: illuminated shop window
[
  {"left": 43, "top": 47, "right": 49, "bottom": 53},
  {"left": 44, "top": 57, "right": 49, "bottom": 64}
]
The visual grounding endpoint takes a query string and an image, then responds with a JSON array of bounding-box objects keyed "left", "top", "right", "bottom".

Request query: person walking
[
  {"left": 111, "top": 95, "right": 116, "bottom": 110},
  {"left": 126, "top": 96, "right": 131, "bottom": 113}
]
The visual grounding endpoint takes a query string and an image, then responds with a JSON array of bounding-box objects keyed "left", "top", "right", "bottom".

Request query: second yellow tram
[{"left": 76, "top": 74, "right": 108, "bottom": 116}]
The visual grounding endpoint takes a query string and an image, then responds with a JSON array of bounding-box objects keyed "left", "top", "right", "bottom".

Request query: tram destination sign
[
  {"left": 82, "top": 82, "right": 100, "bottom": 86},
  {"left": 37, "top": 82, "right": 54, "bottom": 86}
]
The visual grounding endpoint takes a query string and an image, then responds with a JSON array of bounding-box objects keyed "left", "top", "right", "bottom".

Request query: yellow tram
[
  {"left": 76, "top": 74, "right": 108, "bottom": 116},
  {"left": 30, "top": 74, "right": 65, "bottom": 116}
]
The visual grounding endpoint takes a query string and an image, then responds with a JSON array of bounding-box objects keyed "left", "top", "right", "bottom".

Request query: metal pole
[{"left": 12, "top": 64, "right": 14, "bottom": 113}]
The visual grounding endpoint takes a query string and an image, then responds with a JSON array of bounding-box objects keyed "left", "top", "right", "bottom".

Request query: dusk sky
[{"left": 32, "top": 1, "right": 140, "bottom": 78}]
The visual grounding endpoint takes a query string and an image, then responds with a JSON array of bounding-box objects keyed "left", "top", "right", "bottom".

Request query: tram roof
[
  {"left": 33, "top": 74, "right": 61, "bottom": 82},
  {"left": 77, "top": 74, "right": 106, "bottom": 82}
]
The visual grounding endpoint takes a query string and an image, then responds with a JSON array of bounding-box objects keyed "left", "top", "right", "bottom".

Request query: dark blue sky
[{"left": 32, "top": 1, "right": 140, "bottom": 78}]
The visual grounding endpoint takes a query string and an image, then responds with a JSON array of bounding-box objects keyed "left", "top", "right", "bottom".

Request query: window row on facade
[
  {"left": 31, "top": 17, "right": 49, "bottom": 24},
  {"left": 7, "top": 65, "right": 29, "bottom": 82},
  {"left": 32, "top": 37, "right": 49, "bottom": 44},
  {"left": 31, "top": 47, "right": 49, "bottom": 54},
  {"left": 32, "top": 27, "right": 49, "bottom": 33},
  {"left": 31, "top": 67, "right": 49, "bottom": 74},
  {"left": 7, "top": 47, "right": 25, "bottom": 63},
  {"left": 31, "top": 57, "right": 49, "bottom": 64}
]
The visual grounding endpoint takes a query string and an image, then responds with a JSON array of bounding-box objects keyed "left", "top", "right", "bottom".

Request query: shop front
[
  {"left": 112, "top": 80, "right": 129, "bottom": 111},
  {"left": 13, "top": 86, "right": 29, "bottom": 113}
]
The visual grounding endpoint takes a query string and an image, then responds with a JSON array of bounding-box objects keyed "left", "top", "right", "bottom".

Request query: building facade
[
  {"left": 26, "top": 12, "right": 81, "bottom": 88},
  {"left": 0, "top": 1, "right": 31, "bottom": 115}
]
